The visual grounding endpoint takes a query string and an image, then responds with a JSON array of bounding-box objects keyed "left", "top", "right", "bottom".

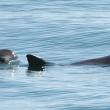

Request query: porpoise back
[
  {"left": 71, "top": 55, "right": 110, "bottom": 65},
  {"left": 26, "top": 54, "right": 110, "bottom": 67}
]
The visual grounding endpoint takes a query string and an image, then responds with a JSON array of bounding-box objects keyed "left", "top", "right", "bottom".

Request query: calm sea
[{"left": 0, "top": 0, "right": 110, "bottom": 109}]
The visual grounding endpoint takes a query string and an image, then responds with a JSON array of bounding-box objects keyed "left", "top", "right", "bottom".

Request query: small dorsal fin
[{"left": 26, "top": 54, "right": 48, "bottom": 67}]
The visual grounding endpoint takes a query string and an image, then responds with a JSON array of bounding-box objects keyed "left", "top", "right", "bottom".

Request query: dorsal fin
[{"left": 26, "top": 54, "right": 48, "bottom": 67}]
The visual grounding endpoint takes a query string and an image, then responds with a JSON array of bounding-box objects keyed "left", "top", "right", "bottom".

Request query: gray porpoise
[
  {"left": 26, "top": 54, "right": 110, "bottom": 67},
  {"left": 0, "top": 49, "right": 18, "bottom": 64}
]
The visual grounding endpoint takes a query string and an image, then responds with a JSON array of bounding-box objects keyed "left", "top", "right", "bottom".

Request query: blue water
[{"left": 0, "top": 0, "right": 110, "bottom": 109}]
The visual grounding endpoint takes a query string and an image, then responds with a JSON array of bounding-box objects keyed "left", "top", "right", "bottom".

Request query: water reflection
[
  {"left": 26, "top": 66, "right": 46, "bottom": 77},
  {"left": 0, "top": 66, "right": 18, "bottom": 78},
  {"left": 0, "top": 65, "right": 18, "bottom": 70}
]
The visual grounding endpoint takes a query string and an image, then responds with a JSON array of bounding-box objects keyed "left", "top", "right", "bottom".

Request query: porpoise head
[{"left": 0, "top": 49, "right": 18, "bottom": 64}]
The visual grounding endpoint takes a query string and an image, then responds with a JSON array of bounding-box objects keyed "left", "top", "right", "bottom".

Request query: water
[{"left": 0, "top": 0, "right": 110, "bottom": 109}]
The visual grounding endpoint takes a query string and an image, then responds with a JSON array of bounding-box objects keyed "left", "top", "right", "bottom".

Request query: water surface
[{"left": 0, "top": 0, "right": 110, "bottom": 109}]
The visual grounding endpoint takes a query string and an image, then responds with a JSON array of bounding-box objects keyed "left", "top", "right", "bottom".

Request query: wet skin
[
  {"left": 0, "top": 49, "right": 18, "bottom": 64},
  {"left": 1, "top": 49, "right": 110, "bottom": 70},
  {"left": 26, "top": 54, "right": 110, "bottom": 68}
]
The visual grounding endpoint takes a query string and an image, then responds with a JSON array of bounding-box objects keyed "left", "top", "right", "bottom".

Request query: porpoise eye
[{"left": 0, "top": 58, "right": 5, "bottom": 63}]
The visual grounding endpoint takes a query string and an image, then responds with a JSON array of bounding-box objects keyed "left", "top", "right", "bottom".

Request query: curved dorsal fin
[{"left": 26, "top": 54, "right": 48, "bottom": 67}]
